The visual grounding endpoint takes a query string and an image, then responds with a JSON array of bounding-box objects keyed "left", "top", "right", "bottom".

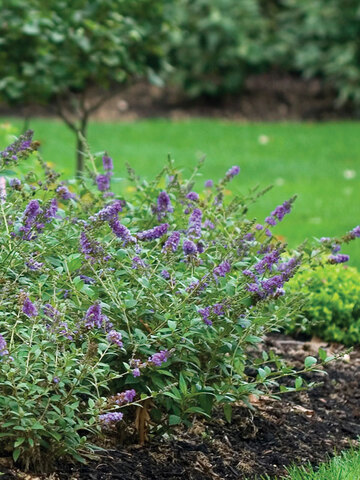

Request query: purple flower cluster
[
  {"left": 203, "top": 219, "right": 215, "bottom": 230},
  {"left": 0, "top": 334, "right": 9, "bottom": 357},
  {"left": 91, "top": 200, "right": 123, "bottom": 222},
  {"left": 56, "top": 185, "right": 76, "bottom": 200},
  {"left": 246, "top": 255, "right": 300, "bottom": 298},
  {"left": 95, "top": 154, "right": 115, "bottom": 195},
  {"left": 80, "top": 231, "right": 110, "bottom": 263},
  {"left": 265, "top": 200, "right": 291, "bottom": 227},
  {"left": 187, "top": 275, "right": 209, "bottom": 294},
  {"left": 44, "top": 198, "right": 58, "bottom": 222},
  {"left": 137, "top": 223, "right": 169, "bottom": 241},
  {"left": 188, "top": 208, "right": 202, "bottom": 239},
  {"left": 254, "top": 249, "right": 281, "bottom": 274},
  {"left": 102, "top": 155, "right": 114, "bottom": 173},
  {"left": 153, "top": 191, "right": 173, "bottom": 220},
  {"left": 23, "top": 297, "right": 38, "bottom": 318},
  {"left": 19, "top": 199, "right": 42, "bottom": 240},
  {"left": 183, "top": 239, "right": 197, "bottom": 256},
  {"left": 26, "top": 253, "right": 44, "bottom": 271},
  {"left": 10, "top": 178, "right": 21, "bottom": 188},
  {"left": 163, "top": 231, "right": 180, "bottom": 252},
  {"left": 225, "top": 166, "right": 240, "bottom": 179},
  {"left": 43, "top": 304, "right": 61, "bottom": 322},
  {"left": 132, "top": 256, "right": 147, "bottom": 269},
  {"left": 107, "top": 330, "right": 123, "bottom": 348},
  {"left": 83, "top": 303, "right": 112, "bottom": 332},
  {"left": 110, "top": 219, "right": 135, "bottom": 245},
  {"left": 213, "top": 260, "right": 231, "bottom": 281},
  {"left": 0, "top": 129, "right": 34, "bottom": 164},
  {"left": 205, "top": 179, "right": 213, "bottom": 188},
  {"left": 328, "top": 254, "right": 350, "bottom": 264},
  {"left": 148, "top": 349, "right": 170, "bottom": 366},
  {"left": 350, "top": 225, "right": 360, "bottom": 238},
  {"left": 96, "top": 174, "right": 110, "bottom": 192},
  {"left": 186, "top": 192, "right": 199, "bottom": 202},
  {"left": 161, "top": 269, "right": 171, "bottom": 280},
  {"left": 109, "top": 389, "right": 136, "bottom": 405},
  {"left": 99, "top": 412, "right": 124, "bottom": 425},
  {"left": 199, "top": 302, "right": 224, "bottom": 326}
]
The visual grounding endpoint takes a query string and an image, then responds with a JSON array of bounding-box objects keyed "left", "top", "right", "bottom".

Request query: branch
[{"left": 55, "top": 96, "right": 78, "bottom": 133}]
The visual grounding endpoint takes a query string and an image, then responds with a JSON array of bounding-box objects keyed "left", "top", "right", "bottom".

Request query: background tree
[{"left": 0, "top": 0, "right": 170, "bottom": 174}]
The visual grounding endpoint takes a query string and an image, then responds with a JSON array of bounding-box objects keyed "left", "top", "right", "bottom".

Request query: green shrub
[
  {"left": 287, "top": 264, "right": 360, "bottom": 345},
  {"left": 277, "top": 0, "right": 360, "bottom": 107},
  {"left": 167, "top": 0, "right": 270, "bottom": 97},
  {"left": 0, "top": 132, "right": 357, "bottom": 470}
]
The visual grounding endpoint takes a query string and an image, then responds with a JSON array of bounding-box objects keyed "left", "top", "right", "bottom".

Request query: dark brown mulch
[
  {"left": 1, "top": 334, "right": 359, "bottom": 480},
  {"left": 0, "top": 72, "right": 356, "bottom": 123}
]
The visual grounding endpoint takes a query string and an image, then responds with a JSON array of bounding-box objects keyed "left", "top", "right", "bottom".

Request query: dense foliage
[
  {"left": 287, "top": 264, "right": 360, "bottom": 345},
  {"left": 277, "top": 0, "right": 360, "bottom": 107},
  {"left": 0, "top": 0, "right": 170, "bottom": 171},
  {"left": 166, "top": 0, "right": 270, "bottom": 97},
  {"left": 0, "top": 132, "right": 358, "bottom": 470}
]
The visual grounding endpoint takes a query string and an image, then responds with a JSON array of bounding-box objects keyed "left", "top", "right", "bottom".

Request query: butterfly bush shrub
[{"left": 0, "top": 131, "right": 358, "bottom": 469}]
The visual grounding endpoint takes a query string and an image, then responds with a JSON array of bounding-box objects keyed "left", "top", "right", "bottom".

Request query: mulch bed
[
  {"left": 0, "top": 72, "right": 355, "bottom": 123},
  {"left": 1, "top": 334, "right": 359, "bottom": 479}
]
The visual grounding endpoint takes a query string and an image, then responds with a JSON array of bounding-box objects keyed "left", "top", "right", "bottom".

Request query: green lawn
[
  {"left": 2, "top": 118, "right": 360, "bottom": 267},
  {"left": 261, "top": 448, "right": 360, "bottom": 479}
]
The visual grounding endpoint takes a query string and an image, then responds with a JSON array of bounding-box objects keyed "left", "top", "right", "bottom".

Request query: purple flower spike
[
  {"left": 102, "top": 155, "right": 114, "bottom": 172},
  {"left": 23, "top": 297, "right": 38, "bottom": 317},
  {"left": 350, "top": 226, "right": 360, "bottom": 238},
  {"left": 107, "top": 330, "right": 123, "bottom": 348},
  {"left": 205, "top": 180, "right": 213, "bottom": 188},
  {"left": 0, "top": 334, "right": 9, "bottom": 357},
  {"left": 56, "top": 185, "right": 76, "bottom": 200},
  {"left": 84, "top": 303, "right": 112, "bottom": 331},
  {"left": 183, "top": 239, "right": 197, "bottom": 256},
  {"left": 328, "top": 254, "right": 350, "bottom": 264},
  {"left": 148, "top": 350, "right": 170, "bottom": 366},
  {"left": 137, "top": 223, "right": 169, "bottom": 241},
  {"left": 188, "top": 208, "right": 202, "bottom": 239},
  {"left": 213, "top": 261, "right": 231, "bottom": 280},
  {"left": 109, "top": 219, "right": 135, "bottom": 245},
  {"left": 199, "top": 307, "right": 212, "bottom": 326},
  {"left": 154, "top": 191, "right": 173, "bottom": 220},
  {"left": 186, "top": 192, "right": 199, "bottom": 202},
  {"left": 225, "top": 166, "right": 240, "bottom": 179},
  {"left": 163, "top": 231, "right": 181, "bottom": 252},
  {"left": 161, "top": 269, "right": 170, "bottom": 279},
  {"left": 99, "top": 412, "right": 124, "bottom": 425},
  {"left": 96, "top": 174, "right": 110, "bottom": 192}
]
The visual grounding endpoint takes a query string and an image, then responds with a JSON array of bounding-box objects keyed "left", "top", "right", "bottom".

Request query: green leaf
[
  {"left": 304, "top": 356, "right": 317, "bottom": 368},
  {"left": 295, "top": 377, "right": 303, "bottom": 389},
  {"left": 125, "top": 299, "right": 137, "bottom": 309},
  {"left": 13, "top": 448, "right": 21, "bottom": 462},
  {"left": 14, "top": 437, "right": 25, "bottom": 447},
  {"left": 179, "top": 373, "right": 187, "bottom": 395},
  {"left": 169, "top": 415, "right": 181, "bottom": 425},
  {"left": 223, "top": 403, "right": 232, "bottom": 423}
]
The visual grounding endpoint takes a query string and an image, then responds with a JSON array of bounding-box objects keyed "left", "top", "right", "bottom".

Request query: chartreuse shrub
[
  {"left": 0, "top": 131, "right": 359, "bottom": 471},
  {"left": 286, "top": 264, "right": 360, "bottom": 345}
]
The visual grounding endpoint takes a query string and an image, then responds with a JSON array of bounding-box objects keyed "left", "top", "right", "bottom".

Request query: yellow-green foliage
[{"left": 287, "top": 265, "right": 360, "bottom": 345}]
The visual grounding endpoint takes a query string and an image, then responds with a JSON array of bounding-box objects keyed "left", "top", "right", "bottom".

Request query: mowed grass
[
  {"left": 260, "top": 448, "right": 360, "bottom": 479},
  {"left": 2, "top": 118, "right": 360, "bottom": 267}
]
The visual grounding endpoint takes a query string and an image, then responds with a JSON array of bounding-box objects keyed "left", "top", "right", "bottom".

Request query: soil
[
  {"left": 0, "top": 72, "right": 356, "bottom": 123},
  {"left": 1, "top": 333, "right": 359, "bottom": 480}
]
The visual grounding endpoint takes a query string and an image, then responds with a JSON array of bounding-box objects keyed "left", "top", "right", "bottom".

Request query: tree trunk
[{"left": 75, "top": 120, "right": 88, "bottom": 177}]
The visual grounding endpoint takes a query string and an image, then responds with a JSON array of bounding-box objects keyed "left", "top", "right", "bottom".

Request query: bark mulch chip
[{"left": 1, "top": 334, "right": 359, "bottom": 479}]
